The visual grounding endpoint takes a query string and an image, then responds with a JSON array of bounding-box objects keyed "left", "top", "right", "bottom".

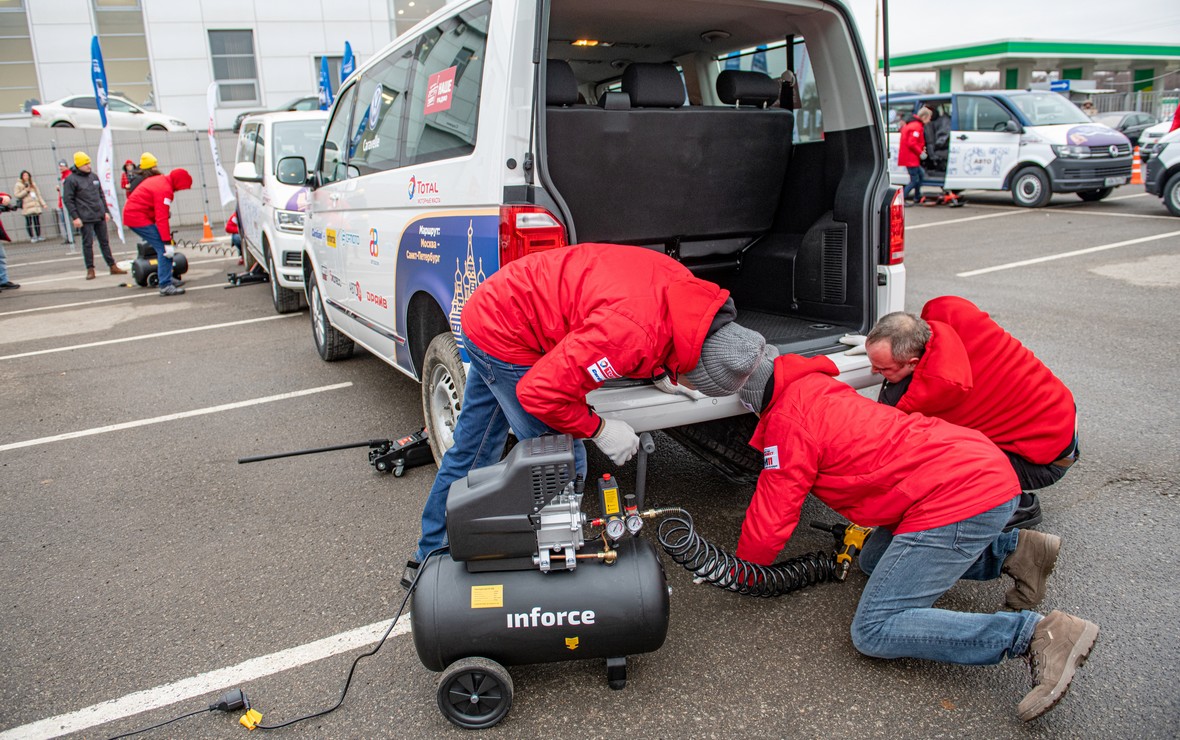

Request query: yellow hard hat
[
  {"left": 73, "top": 151, "right": 91, "bottom": 168},
  {"left": 140, "top": 152, "right": 158, "bottom": 169}
]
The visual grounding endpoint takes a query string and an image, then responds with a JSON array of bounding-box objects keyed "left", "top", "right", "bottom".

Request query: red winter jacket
[
  {"left": 735, "top": 354, "right": 1021, "bottom": 565},
  {"left": 461, "top": 243, "right": 730, "bottom": 438},
  {"left": 898, "top": 117, "right": 925, "bottom": 167},
  {"left": 225, "top": 212, "right": 238, "bottom": 234},
  {"left": 896, "top": 296, "right": 1075, "bottom": 464},
  {"left": 123, "top": 169, "right": 193, "bottom": 243}
]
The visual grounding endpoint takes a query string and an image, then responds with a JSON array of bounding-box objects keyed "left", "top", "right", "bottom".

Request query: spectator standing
[
  {"left": 0, "top": 192, "right": 18, "bottom": 290},
  {"left": 126, "top": 152, "right": 160, "bottom": 196},
  {"left": 120, "top": 159, "right": 135, "bottom": 194},
  {"left": 898, "top": 107, "right": 931, "bottom": 205},
  {"left": 13, "top": 170, "right": 48, "bottom": 243},
  {"left": 62, "top": 151, "right": 127, "bottom": 280},
  {"left": 56, "top": 159, "right": 74, "bottom": 245},
  {"left": 123, "top": 168, "right": 193, "bottom": 296},
  {"left": 1080, "top": 100, "right": 1097, "bottom": 118}
]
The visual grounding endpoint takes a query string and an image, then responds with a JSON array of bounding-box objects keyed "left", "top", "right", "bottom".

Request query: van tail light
[
  {"left": 887, "top": 187, "right": 905, "bottom": 265},
  {"left": 498, "top": 205, "right": 568, "bottom": 265}
]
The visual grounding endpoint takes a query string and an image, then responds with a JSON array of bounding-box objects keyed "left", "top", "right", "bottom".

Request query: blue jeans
[
  {"left": 852, "top": 496, "right": 1042, "bottom": 665},
  {"left": 413, "top": 334, "right": 588, "bottom": 561},
  {"left": 129, "top": 224, "right": 173, "bottom": 287},
  {"left": 904, "top": 165, "right": 926, "bottom": 202},
  {"left": 0, "top": 242, "right": 8, "bottom": 283}
]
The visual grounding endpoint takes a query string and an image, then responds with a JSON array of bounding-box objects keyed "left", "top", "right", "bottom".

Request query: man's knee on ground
[{"left": 849, "top": 614, "right": 903, "bottom": 659}]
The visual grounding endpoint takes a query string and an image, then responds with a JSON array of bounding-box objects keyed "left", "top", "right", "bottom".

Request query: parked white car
[
  {"left": 232, "top": 110, "right": 328, "bottom": 313},
  {"left": 29, "top": 95, "right": 189, "bottom": 131}
]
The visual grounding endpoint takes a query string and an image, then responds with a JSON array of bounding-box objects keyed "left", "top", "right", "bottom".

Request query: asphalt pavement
[{"left": 0, "top": 187, "right": 1177, "bottom": 739}]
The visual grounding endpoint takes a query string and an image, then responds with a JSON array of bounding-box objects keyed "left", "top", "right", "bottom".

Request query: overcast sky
[{"left": 843, "top": 0, "right": 1180, "bottom": 58}]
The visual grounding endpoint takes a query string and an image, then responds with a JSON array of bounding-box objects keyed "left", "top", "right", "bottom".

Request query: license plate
[{"left": 1104, "top": 176, "right": 1128, "bottom": 186}]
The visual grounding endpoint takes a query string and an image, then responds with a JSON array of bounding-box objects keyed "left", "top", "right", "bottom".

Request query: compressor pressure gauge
[
  {"left": 605, "top": 517, "right": 627, "bottom": 542},
  {"left": 625, "top": 515, "right": 643, "bottom": 536}
]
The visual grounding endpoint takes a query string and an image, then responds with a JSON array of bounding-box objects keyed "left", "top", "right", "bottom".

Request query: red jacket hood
[
  {"left": 895, "top": 319, "right": 972, "bottom": 415},
  {"left": 765, "top": 354, "right": 839, "bottom": 407},
  {"left": 168, "top": 168, "right": 193, "bottom": 191}
]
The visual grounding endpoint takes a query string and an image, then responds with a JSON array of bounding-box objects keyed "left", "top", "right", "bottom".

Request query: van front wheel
[
  {"left": 1163, "top": 172, "right": 1180, "bottom": 217},
  {"left": 421, "top": 332, "right": 466, "bottom": 464},
  {"left": 308, "top": 276, "right": 354, "bottom": 361},
  {"left": 1077, "top": 187, "right": 1112, "bottom": 202},
  {"left": 1011, "top": 167, "right": 1051, "bottom": 208}
]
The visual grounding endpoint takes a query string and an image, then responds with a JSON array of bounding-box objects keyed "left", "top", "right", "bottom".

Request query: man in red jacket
[
  {"left": 735, "top": 353, "right": 1099, "bottom": 722},
  {"left": 898, "top": 107, "right": 931, "bottom": 204},
  {"left": 865, "top": 296, "right": 1078, "bottom": 530},
  {"left": 405, "top": 243, "right": 769, "bottom": 585},
  {"left": 123, "top": 168, "right": 193, "bottom": 296}
]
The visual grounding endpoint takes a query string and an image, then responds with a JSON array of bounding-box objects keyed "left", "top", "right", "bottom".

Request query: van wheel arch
[
  {"left": 407, "top": 292, "right": 463, "bottom": 464},
  {"left": 1009, "top": 165, "right": 1052, "bottom": 208},
  {"left": 406, "top": 292, "right": 452, "bottom": 378}
]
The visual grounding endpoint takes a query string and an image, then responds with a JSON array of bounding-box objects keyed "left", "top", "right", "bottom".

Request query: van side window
[
  {"left": 319, "top": 83, "right": 358, "bottom": 184},
  {"left": 237, "top": 123, "right": 259, "bottom": 165},
  {"left": 403, "top": 0, "right": 490, "bottom": 166},
  {"left": 713, "top": 39, "right": 823, "bottom": 142},
  {"left": 959, "top": 96, "right": 1012, "bottom": 132},
  {"left": 348, "top": 47, "right": 413, "bottom": 176}
]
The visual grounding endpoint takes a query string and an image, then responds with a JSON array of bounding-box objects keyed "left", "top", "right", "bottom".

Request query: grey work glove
[
  {"left": 653, "top": 374, "right": 702, "bottom": 399},
  {"left": 592, "top": 418, "right": 640, "bottom": 466}
]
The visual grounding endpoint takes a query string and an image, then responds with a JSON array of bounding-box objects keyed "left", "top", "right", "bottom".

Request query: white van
[
  {"left": 232, "top": 110, "right": 328, "bottom": 313},
  {"left": 278, "top": 0, "right": 907, "bottom": 479},
  {"left": 1143, "top": 127, "right": 1180, "bottom": 216},
  {"left": 884, "top": 91, "right": 1133, "bottom": 207}
]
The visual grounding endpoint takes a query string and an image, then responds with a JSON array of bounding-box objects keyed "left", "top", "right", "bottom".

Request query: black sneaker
[
  {"left": 399, "top": 559, "right": 421, "bottom": 590},
  {"left": 171, "top": 278, "right": 186, "bottom": 287},
  {"left": 0, "top": 281, "right": 19, "bottom": 289},
  {"left": 159, "top": 284, "right": 186, "bottom": 296},
  {"left": 1004, "top": 492, "right": 1043, "bottom": 531}
]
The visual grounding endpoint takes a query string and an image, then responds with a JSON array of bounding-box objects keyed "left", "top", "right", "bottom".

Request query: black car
[
  {"left": 232, "top": 96, "right": 320, "bottom": 133},
  {"left": 1095, "top": 111, "right": 1158, "bottom": 146}
]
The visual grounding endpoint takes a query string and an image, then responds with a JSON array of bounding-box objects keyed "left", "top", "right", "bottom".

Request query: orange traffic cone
[
  {"left": 200, "top": 214, "right": 215, "bottom": 243},
  {"left": 1131, "top": 146, "right": 1142, "bottom": 185}
]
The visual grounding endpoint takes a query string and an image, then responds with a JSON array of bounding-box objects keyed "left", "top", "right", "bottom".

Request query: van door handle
[
  {"left": 956, "top": 134, "right": 968, "bottom": 140},
  {"left": 329, "top": 193, "right": 340, "bottom": 204}
]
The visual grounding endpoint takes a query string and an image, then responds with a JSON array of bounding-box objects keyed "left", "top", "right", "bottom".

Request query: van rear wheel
[
  {"left": 1011, "top": 166, "right": 1051, "bottom": 208},
  {"left": 665, "top": 415, "right": 762, "bottom": 484},
  {"left": 421, "top": 332, "right": 466, "bottom": 464},
  {"left": 1077, "top": 187, "right": 1112, "bottom": 202},
  {"left": 308, "top": 275, "right": 354, "bottom": 361}
]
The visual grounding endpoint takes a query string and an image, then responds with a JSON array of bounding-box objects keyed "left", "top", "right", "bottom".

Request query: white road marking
[
  {"left": 1107, "top": 192, "right": 1149, "bottom": 201},
  {"left": 16, "top": 257, "right": 234, "bottom": 286},
  {"left": 0, "top": 283, "right": 227, "bottom": 318},
  {"left": 0, "top": 314, "right": 298, "bottom": 361},
  {"left": 957, "top": 230, "right": 1180, "bottom": 277},
  {"left": 7, "top": 250, "right": 139, "bottom": 268},
  {"left": 1037, "top": 209, "right": 1176, "bottom": 221},
  {"left": 907, "top": 210, "right": 1030, "bottom": 230},
  {"left": 0, "top": 382, "right": 352, "bottom": 452},
  {"left": 0, "top": 616, "right": 410, "bottom": 740}
]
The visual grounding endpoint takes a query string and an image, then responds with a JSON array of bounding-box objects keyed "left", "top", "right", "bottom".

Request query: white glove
[
  {"left": 653, "top": 374, "right": 703, "bottom": 400},
  {"left": 163, "top": 244, "right": 176, "bottom": 258},
  {"left": 593, "top": 418, "right": 640, "bottom": 466},
  {"left": 839, "top": 334, "right": 867, "bottom": 356}
]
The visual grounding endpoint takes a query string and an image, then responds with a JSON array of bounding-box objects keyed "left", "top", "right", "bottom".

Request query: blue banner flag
[
  {"left": 90, "top": 36, "right": 109, "bottom": 128},
  {"left": 752, "top": 45, "right": 769, "bottom": 74},
  {"left": 318, "top": 56, "right": 334, "bottom": 110},
  {"left": 341, "top": 41, "right": 355, "bottom": 85}
]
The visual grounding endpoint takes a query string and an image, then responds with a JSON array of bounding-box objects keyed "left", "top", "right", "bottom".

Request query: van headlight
[
  {"left": 1052, "top": 145, "right": 1088, "bottom": 158},
  {"left": 275, "top": 210, "right": 305, "bottom": 233}
]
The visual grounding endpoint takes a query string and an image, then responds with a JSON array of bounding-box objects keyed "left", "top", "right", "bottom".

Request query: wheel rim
[
  {"left": 1017, "top": 175, "right": 1042, "bottom": 203},
  {"left": 1169, "top": 181, "right": 1180, "bottom": 211},
  {"left": 429, "top": 362, "right": 460, "bottom": 450},
  {"left": 268, "top": 252, "right": 280, "bottom": 303},
  {"left": 441, "top": 669, "right": 506, "bottom": 726},
  {"left": 311, "top": 283, "right": 326, "bottom": 347}
]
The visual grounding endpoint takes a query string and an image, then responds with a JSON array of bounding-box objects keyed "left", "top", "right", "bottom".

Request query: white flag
[
  {"left": 96, "top": 126, "right": 125, "bottom": 243},
  {"left": 207, "top": 83, "right": 236, "bottom": 206}
]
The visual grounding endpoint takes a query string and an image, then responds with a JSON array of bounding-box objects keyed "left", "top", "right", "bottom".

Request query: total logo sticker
[
  {"left": 763, "top": 445, "right": 780, "bottom": 470},
  {"left": 586, "top": 357, "right": 621, "bottom": 383},
  {"left": 408, "top": 175, "right": 440, "bottom": 202}
]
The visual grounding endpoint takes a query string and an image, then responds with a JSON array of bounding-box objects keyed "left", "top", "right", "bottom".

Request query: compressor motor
[
  {"left": 411, "top": 434, "right": 670, "bottom": 730},
  {"left": 130, "top": 240, "right": 188, "bottom": 287}
]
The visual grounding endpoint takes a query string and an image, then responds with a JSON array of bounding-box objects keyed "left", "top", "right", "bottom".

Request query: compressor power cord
[{"left": 649, "top": 508, "right": 840, "bottom": 598}]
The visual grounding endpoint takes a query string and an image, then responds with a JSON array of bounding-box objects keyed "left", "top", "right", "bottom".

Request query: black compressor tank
[{"left": 412, "top": 536, "right": 670, "bottom": 672}]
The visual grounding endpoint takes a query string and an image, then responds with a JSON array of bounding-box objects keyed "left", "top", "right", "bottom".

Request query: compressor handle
[
  {"left": 633, "top": 432, "right": 655, "bottom": 510},
  {"left": 237, "top": 439, "right": 389, "bottom": 464}
]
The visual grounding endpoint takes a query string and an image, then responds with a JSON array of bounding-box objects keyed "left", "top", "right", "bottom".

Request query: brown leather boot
[
  {"left": 86, "top": 267, "right": 96, "bottom": 280},
  {"left": 109, "top": 264, "right": 127, "bottom": 275},
  {"left": 1003, "top": 529, "right": 1061, "bottom": 611},
  {"left": 1017, "top": 610, "right": 1099, "bottom": 721}
]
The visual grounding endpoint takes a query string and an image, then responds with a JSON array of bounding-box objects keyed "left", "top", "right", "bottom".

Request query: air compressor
[
  {"left": 130, "top": 239, "right": 188, "bottom": 287},
  {"left": 410, "top": 433, "right": 670, "bottom": 730}
]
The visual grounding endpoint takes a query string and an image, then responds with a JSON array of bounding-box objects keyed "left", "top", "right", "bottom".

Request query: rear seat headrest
[
  {"left": 599, "top": 91, "right": 631, "bottom": 110},
  {"left": 547, "top": 59, "right": 579, "bottom": 107},
  {"left": 716, "top": 70, "right": 780, "bottom": 108},
  {"left": 622, "top": 63, "right": 686, "bottom": 108}
]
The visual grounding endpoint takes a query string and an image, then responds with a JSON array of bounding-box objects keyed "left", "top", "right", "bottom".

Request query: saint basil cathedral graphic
[{"left": 448, "top": 220, "right": 486, "bottom": 347}]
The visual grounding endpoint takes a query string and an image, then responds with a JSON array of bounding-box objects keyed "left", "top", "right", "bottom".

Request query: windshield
[
  {"left": 1095, "top": 113, "right": 1124, "bottom": 127},
  {"left": 271, "top": 120, "right": 326, "bottom": 173},
  {"left": 1008, "top": 93, "right": 1091, "bottom": 126}
]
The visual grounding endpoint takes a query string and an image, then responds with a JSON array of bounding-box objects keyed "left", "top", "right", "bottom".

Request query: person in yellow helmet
[
  {"left": 126, "top": 152, "right": 161, "bottom": 196},
  {"left": 61, "top": 151, "right": 127, "bottom": 280}
]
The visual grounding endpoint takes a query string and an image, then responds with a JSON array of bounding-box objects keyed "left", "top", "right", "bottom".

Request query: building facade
[{"left": 0, "top": 0, "right": 448, "bottom": 129}]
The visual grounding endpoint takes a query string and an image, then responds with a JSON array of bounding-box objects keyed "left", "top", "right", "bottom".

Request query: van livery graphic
[{"left": 448, "top": 221, "right": 486, "bottom": 343}]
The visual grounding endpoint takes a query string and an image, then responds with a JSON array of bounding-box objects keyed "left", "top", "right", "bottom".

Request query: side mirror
[
  {"left": 276, "top": 156, "right": 308, "bottom": 186},
  {"left": 1003, "top": 119, "right": 1022, "bottom": 134},
  {"left": 232, "top": 161, "right": 263, "bottom": 183}
]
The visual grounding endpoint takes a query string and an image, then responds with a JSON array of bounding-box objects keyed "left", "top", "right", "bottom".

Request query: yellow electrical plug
[{"left": 239, "top": 709, "right": 263, "bottom": 730}]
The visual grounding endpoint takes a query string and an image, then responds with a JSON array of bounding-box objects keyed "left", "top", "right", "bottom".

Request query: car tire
[
  {"left": 1010, "top": 166, "right": 1051, "bottom": 208},
  {"left": 147, "top": 124, "right": 166, "bottom": 131},
  {"left": 266, "top": 245, "right": 302, "bottom": 314},
  {"left": 51, "top": 121, "right": 74, "bottom": 128},
  {"left": 1164, "top": 172, "right": 1180, "bottom": 218},
  {"left": 664, "top": 415, "right": 762, "bottom": 484},
  {"left": 1077, "top": 187, "right": 1113, "bottom": 202},
  {"left": 308, "top": 274, "right": 354, "bottom": 362},
  {"left": 420, "top": 332, "right": 466, "bottom": 465}
]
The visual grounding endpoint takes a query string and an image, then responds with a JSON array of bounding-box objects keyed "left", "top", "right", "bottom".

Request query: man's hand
[
  {"left": 72, "top": 218, "right": 82, "bottom": 228},
  {"left": 592, "top": 419, "right": 640, "bottom": 466},
  {"left": 104, "top": 213, "right": 110, "bottom": 222}
]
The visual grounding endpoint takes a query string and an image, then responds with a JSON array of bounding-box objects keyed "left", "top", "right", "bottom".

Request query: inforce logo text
[{"left": 505, "top": 607, "right": 596, "bottom": 629}]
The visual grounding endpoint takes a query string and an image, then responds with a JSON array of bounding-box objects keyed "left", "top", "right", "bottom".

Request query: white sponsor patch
[
  {"left": 163, "top": 196, "right": 172, "bottom": 206},
  {"left": 763, "top": 445, "right": 780, "bottom": 470},
  {"left": 586, "top": 357, "right": 621, "bottom": 382}
]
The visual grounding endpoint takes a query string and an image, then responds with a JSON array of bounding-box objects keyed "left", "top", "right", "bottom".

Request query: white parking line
[
  {"left": 0, "top": 283, "right": 228, "bottom": 318},
  {"left": 1107, "top": 192, "right": 1149, "bottom": 201},
  {"left": 7, "top": 250, "right": 139, "bottom": 268},
  {"left": 957, "top": 230, "right": 1180, "bottom": 277},
  {"left": 0, "top": 383, "right": 352, "bottom": 452},
  {"left": 0, "top": 616, "right": 410, "bottom": 740},
  {"left": 16, "top": 257, "right": 234, "bottom": 286},
  {"left": 0, "top": 314, "right": 298, "bottom": 361},
  {"left": 907, "top": 210, "right": 1030, "bottom": 230}
]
